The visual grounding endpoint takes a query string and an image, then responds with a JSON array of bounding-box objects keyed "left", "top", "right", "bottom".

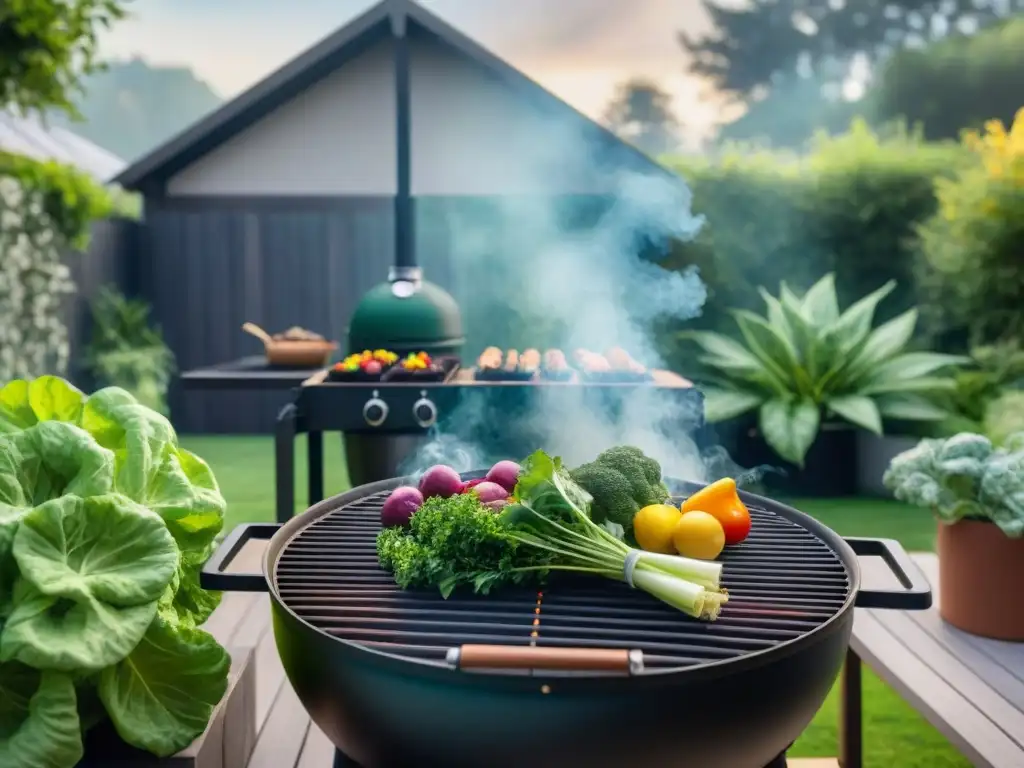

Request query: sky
[{"left": 98, "top": 0, "right": 722, "bottom": 144}]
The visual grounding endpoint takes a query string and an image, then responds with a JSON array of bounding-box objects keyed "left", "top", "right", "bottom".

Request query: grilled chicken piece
[
  {"left": 478, "top": 346, "right": 503, "bottom": 370},
  {"left": 606, "top": 346, "right": 647, "bottom": 373},
  {"left": 519, "top": 349, "right": 541, "bottom": 372},
  {"left": 544, "top": 349, "right": 568, "bottom": 371},
  {"left": 575, "top": 348, "right": 611, "bottom": 372},
  {"left": 504, "top": 349, "right": 519, "bottom": 371}
]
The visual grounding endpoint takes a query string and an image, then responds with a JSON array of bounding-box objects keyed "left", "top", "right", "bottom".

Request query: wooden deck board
[
  {"left": 850, "top": 553, "right": 1024, "bottom": 768},
  {"left": 297, "top": 725, "right": 336, "bottom": 768}
]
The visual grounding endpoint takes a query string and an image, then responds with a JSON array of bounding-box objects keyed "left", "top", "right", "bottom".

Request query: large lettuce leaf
[
  {"left": 0, "top": 663, "right": 83, "bottom": 768},
  {"left": 0, "top": 377, "right": 85, "bottom": 434},
  {"left": 1, "top": 494, "right": 178, "bottom": 671},
  {"left": 99, "top": 613, "right": 230, "bottom": 756},
  {"left": 0, "top": 422, "right": 116, "bottom": 618},
  {"left": 14, "top": 494, "right": 178, "bottom": 607},
  {"left": 0, "top": 579, "right": 158, "bottom": 671},
  {"left": 80, "top": 389, "right": 226, "bottom": 561}
]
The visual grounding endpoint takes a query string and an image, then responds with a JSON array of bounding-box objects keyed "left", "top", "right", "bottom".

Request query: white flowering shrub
[{"left": 0, "top": 156, "right": 111, "bottom": 383}]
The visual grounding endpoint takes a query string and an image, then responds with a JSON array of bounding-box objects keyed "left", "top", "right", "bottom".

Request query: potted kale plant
[
  {"left": 681, "top": 273, "right": 965, "bottom": 496},
  {"left": 884, "top": 432, "right": 1024, "bottom": 641}
]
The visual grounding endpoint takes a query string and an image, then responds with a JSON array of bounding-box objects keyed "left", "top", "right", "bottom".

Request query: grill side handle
[
  {"left": 200, "top": 523, "right": 280, "bottom": 592},
  {"left": 847, "top": 537, "right": 933, "bottom": 610},
  {"left": 448, "top": 645, "right": 644, "bottom": 675}
]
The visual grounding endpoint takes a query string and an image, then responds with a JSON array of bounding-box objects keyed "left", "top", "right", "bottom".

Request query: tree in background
[
  {"left": 0, "top": 0, "right": 126, "bottom": 115},
  {"left": 603, "top": 78, "right": 682, "bottom": 155},
  {"left": 683, "top": 0, "right": 1024, "bottom": 103},
  {"left": 50, "top": 57, "right": 225, "bottom": 161},
  {"left": 874, "top": 17, "right": 1024, "bottom": 140}
]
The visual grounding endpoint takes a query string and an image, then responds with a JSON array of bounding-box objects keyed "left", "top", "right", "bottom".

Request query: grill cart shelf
[{"left": 272, "top": 367, "right": 705, "bottom": 522}]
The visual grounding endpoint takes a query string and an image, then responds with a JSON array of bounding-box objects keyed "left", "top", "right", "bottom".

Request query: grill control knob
[
  {"left": 412, "top": 392, "right": 438, "bottom": 428},
  {"left": 362, "top": 391, "right": 389, "bottom": 427}
]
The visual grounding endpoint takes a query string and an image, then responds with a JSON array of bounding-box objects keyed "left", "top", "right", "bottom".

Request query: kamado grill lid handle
[
  {"left": 200, "top": 523, "right": 279, "bottom": 593},
  {"left": 448, "top": 645, "right": 644, "bottom": 675},
  {"left": 846, "top": 537, "right": 932, "bottom": 610}
]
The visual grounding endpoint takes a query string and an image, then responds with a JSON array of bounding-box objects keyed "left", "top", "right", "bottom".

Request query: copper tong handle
[{"left": 447, "top": 645, "right": 644, "bottom": 674}]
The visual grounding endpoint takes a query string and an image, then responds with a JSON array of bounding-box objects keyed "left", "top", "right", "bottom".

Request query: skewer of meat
[
  {"left": 504, "top": 349, "right": 519, "bottom": 371},
  {"left": 606, "top": 346, "right": 647, "bottom": 374},
  {"left": 543, "top": 349, "right": 568, "bottom": 372},
  {"left": 574, "top": 348, "right": 612, "bottom": 373},
  {"left": 478, "top": 346, "right": 502, "bottom": 370},
  {"left": 519, "top": 349, "right": 541, "bottom": 373}
]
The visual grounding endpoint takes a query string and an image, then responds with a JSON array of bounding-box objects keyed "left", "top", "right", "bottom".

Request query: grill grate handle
[{"left": 447, "top": 645, "right": 644, "bottom": 674}]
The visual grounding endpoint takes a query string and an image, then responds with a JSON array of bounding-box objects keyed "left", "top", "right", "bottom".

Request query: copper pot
[{"left": 937, "top": 519, "right": 1024, "bottom": 641}]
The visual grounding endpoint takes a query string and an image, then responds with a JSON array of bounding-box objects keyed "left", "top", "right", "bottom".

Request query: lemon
[
  {"left": 633, "top": 504, "right": 683, "bottom": 554},
  {"left": 673, "top": 511, "right": 726, "bottom": 561}
]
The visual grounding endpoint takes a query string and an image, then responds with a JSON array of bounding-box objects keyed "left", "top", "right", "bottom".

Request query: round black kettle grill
[{"left": 202, "top": 476, "right": 931, "bottom": 768}]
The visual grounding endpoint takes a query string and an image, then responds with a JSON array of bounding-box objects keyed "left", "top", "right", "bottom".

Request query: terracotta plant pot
[{"left": 937, "top": 519, "right": 1024, "bottom": 641}]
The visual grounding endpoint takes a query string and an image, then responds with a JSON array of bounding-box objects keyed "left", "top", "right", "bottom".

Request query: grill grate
[{"left": 273, "top": 491, "right": 851, "bottom": 673}]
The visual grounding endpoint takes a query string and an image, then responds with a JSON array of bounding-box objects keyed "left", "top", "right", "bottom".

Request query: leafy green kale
[
  {"left": 568, "top": 446, "right": 670, "bottom": 537},
  {"left": 377, "top": 493, "right": 552, "bottom": 597},
  {"left": 883, "top": 431, "right": 1024, "bottom": 538}
]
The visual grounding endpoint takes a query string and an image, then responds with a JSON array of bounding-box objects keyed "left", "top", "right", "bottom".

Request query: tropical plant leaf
[
  {"left": 759, "top": 398, "right": 821, "bottom": 467},
  {"left": 779, "top": 282, "right": 807, "bottom": 319},
  {"left": 844, "top": 309, "right": 921, "bottom": 390},
  {"left": 865, "top": 376, "right": 958, "bottom": 395},
  {"left": 826, "top": 280, "right": 896, "bottom": 353},
  {"left": 701, "top": 389, "right": 765, "bottom": 423},
  {"left": 876, "top": 394, "right": 950, "bottom": 421},
  {"left": 827, "top": 395, "right": 883, "bottom": 434},
  {"left": 869, "top": 352, "right": 969, "bottom": 385},
  {"left": 730, "top": 309, "right": 803, "bottom": 390},
  {"left": 678, "top": 332, "right": 765, "bottom": 373},
  {"left": 800, "top": 273, "right": 841, "bottom": 326},
  {"left": 758, "top": 288, "right": 797, "bottom": 349}
]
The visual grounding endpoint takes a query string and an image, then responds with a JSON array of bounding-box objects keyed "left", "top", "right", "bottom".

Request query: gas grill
[{"left": 203, "top": 474, "right": 931, "bottom": 768}]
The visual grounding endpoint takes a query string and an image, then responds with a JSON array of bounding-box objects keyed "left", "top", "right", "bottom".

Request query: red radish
[
  {"left": 485, "top": 460, "right": 521, "bottom": 494},
  {"left": 418, "top": 465, "right": 463, "bottom": 499},
  {"left": 381, "top": 486, "right": 423, "bottom": 527},
  {"left": 460, "top": 478, "right": 485, "bottom": 493},
  {"left": 470, "top": 481, "right": 509, "bottom": 504}
]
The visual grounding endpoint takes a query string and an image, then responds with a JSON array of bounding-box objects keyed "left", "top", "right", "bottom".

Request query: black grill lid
[{"left": 272, "top": 487, "right": 851, "bottom": 674}]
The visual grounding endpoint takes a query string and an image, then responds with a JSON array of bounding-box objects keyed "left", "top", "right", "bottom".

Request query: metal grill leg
[
  {"left": 274, "top": 403, "right": 298, "bottom": 523},
  {"left": 840, "top": 647, "right": 863, "bottom": 768}
]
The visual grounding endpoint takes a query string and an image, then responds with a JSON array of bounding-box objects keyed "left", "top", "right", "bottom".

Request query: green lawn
[{"left": 180, "top": 434, "right": 967, "bottom": 768}]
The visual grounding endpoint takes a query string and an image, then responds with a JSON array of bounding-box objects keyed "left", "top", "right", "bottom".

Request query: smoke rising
[{"left": 400, "top": 113, "right": 730, "bottom": 483}]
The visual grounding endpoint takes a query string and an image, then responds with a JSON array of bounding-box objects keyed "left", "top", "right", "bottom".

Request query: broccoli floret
[
  {"left": 569, "top": 462, "right": 639, "bottom": 530},
  {"left": 569, "top": 447, "right": 671, "bottom": 536}
]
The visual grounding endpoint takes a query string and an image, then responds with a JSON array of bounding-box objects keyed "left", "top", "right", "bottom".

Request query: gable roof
[
  {"left": 1, "top": 111, "right": 125, "bottom": 182},
  {"left": 113, "top": 0, "right": 671, "bottom": 192}
]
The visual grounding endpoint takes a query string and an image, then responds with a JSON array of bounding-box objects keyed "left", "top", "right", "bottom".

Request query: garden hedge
[{"left": 654, "top": 122, "right": 971, "bottom": 368}]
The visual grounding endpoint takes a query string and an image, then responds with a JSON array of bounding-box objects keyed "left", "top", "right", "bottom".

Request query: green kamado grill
[
  {"left": 347, "top": 266, "right": 464, "bottom": 359},
  {"left": 342, "top": 23, "right": 464, "bottom": 486}
]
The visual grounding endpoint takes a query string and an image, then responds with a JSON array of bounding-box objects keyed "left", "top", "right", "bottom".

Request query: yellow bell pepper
[{"left": 680, "top": 477, "right": 748, "bottom": 519}]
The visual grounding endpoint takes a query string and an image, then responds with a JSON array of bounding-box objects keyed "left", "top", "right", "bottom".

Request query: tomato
[
  {"left": 633, "top": 504, "right": 683, "bottom": 554},
  {"left": 672, "top": 511, "right": 725, "bottom": 561},
  {"left": 713, "top": 505, "right": 752, "bottom": 545}
]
